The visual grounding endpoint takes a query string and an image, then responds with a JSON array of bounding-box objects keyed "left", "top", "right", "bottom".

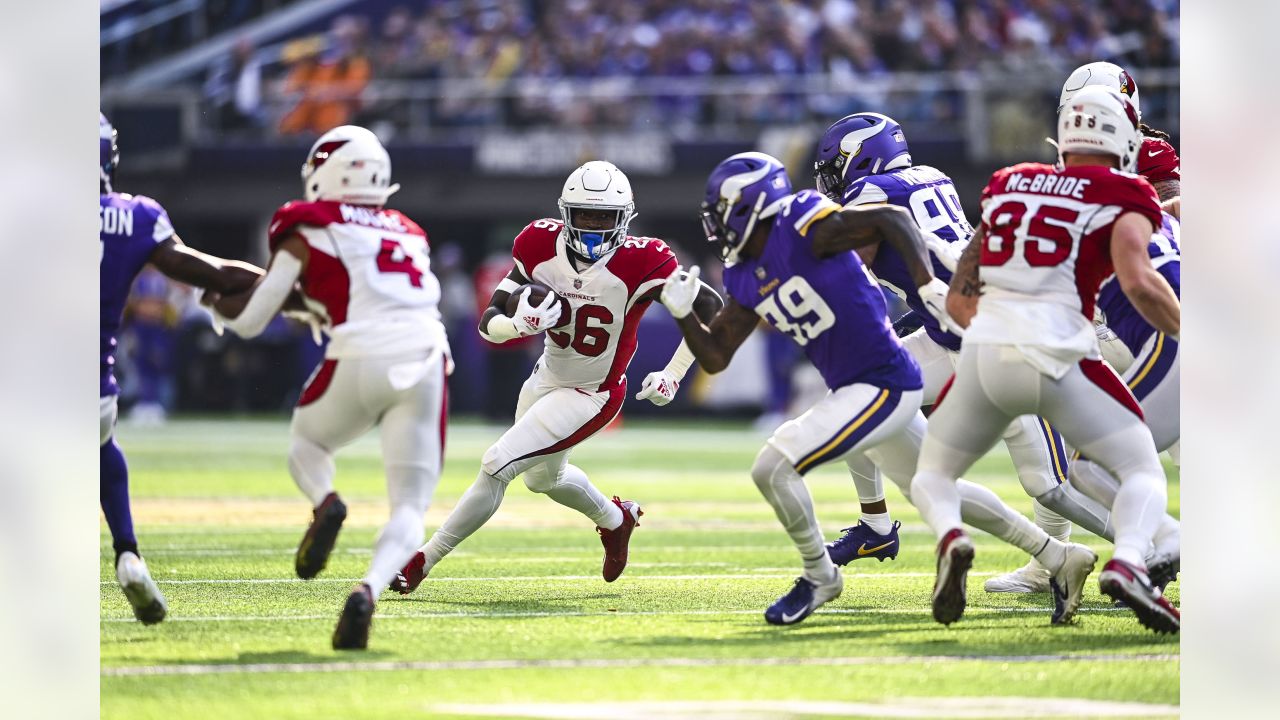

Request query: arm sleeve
[
  {"left": 663, "top": 341, "right": 696, "bottom": 381},
  {"left": 217, "top": 252, "right": 302, "bottom": 339}
]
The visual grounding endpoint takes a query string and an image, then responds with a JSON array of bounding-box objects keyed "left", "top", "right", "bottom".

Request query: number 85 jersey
[
  {"left": 966, "top": 163, "right": 1163, "bottom": 367},
  {"left": 723, "top": 190, "right": 922, "bottom": 393},
  {"left": 268, "top": 200, "right": 446, "bottom": 359}
]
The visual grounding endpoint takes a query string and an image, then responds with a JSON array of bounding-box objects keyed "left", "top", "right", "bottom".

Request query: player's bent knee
[
  {"left": 481, "top": 443, "right": 521, "bottom": 483},
  {"left": 522, "top": 466, "right": 559, "bottom": 494},
  {"left": 751, "top": 445, "right": 793, "bottom": 492}
]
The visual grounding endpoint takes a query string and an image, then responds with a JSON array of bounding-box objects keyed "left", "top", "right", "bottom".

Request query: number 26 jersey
[{"left": 722, "top": 190, "right": 921, "bottom": 393}]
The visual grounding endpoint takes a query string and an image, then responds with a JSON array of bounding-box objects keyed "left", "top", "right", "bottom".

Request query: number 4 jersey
[
  {"left": 968, "top": 163, "right": 1163, "bottom": 375},
  {"left": 268, "top": 200, "right": 446, "bottom": 359},
  {"left": 723, "top": 190, "right": 922, "bottom": 393},
  {"left": 510, "top": 218, "right": 677, "bottom": 392}
]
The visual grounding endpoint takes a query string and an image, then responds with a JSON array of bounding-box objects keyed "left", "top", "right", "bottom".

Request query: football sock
[
  {"left": 846, "top": 454, "right": 888, "bottom": 512},
  {"left": 752, "top": 447, "right": 836, "bottom": 583},
  {"left": 1152, "top": 516, "right": 1180, "bottom": 557},
  {"left": 1032, "top": 499, "right": 1072, "bottom": 542},
  {"left": 1111, "top": 471, "right": 1167, "bottom": 568},
  {"left": 860, "top": 511, "right": 893, "bottom": 537},
  {"left": 364, "top": 504, "right": 423, "bottom": 595},
  {"left": 909, "top": 469, "right": 964, "bottom": 541},
  {"left": 100, "top": 438, "right": 137, "bottom": 558},
  {"left": 288, "top": 435, "right": 336, "bottom": 507},
  {"left": 1075, "top": 429, "right": 1168, "bottom": 568},
  {"left": 541, "top": 464, "right": 623, "bottom": 530},
  {"left": 954, "top": 479, "right": 1064, "bottom": 570},
  {"left": 420, "top": 471, "right": 508, "bottom": 573}
]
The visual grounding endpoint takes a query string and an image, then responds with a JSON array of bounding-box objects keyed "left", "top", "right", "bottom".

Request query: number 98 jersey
[
  {"left": 722, "top": 190, "right": 922, "bottom": 393},
  {"left": 510, "top": 218, "right": 677, "bottom": 392},
  {"left": 268, "top": 200, "right": 445, "bottom": 359}
]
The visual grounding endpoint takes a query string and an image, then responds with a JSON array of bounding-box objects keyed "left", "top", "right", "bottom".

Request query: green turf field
[{"left": 101, "top": 417, "right": 1179, "bottom": 719}]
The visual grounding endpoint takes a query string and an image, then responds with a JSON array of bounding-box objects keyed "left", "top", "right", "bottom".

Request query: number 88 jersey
[
  {"left": 722, "top": 190, "right": 922, "bottom": 393},
  {"left": 268, "top": 200, "right": 446, "bottom": 359},
  {"left": 965, "top": 163, "right": 1163, "bottom": 358}
]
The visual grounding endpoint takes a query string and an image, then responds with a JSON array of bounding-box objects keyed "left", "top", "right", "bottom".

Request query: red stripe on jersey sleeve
[
  {"left": 606, "top": 237, "right": 678, "bottom": 299},
  {"left": 512, "top": 219, "right": 560, "bottom": 278},
  {"left": 268, "top": 201, "right": 346, "bottom": 251}
]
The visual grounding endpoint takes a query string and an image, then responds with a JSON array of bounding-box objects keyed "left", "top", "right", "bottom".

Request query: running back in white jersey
[
  {"left": 510, "top": 218, "right": 677, "bottom": 391},
  {"left": 965, "top": 162, "right": 1163, "bottom": 368},
  {"left": 268, "top": 200, "right": 446, "bottom": 359}
]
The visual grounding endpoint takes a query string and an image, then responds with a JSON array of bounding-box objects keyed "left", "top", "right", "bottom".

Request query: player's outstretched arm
[
  {"left": 206, "top": 236, "right": 309, "bottom": 339},
  {"left": 661, "top": 267, "right": 756, "bottom": 374},
  {"left": 1111, "top": 212, "right": 1180, "bottom": 338},
  {"left": 636, "top": 281, "right": 725, "bottom": 406},
  {"left": 946, "top": 226, "right": 985, "bottom": 329},
  {"left": 150, "top": 235, "right": 263, "bottom": 294}
]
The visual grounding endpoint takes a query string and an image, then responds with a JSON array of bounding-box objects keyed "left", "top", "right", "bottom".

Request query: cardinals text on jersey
[
  {"left": 510, "top": 218, "right": 677, "bottom": 391},
  {"left": 268, "top": 200, "right": 446, "bottom": 359}
]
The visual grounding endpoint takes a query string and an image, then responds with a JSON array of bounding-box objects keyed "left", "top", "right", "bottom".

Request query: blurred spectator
[
  {"left": 277, "top": 18, "right": 372, "bottom": 136},
  {"left": 119, "top": 268, "right": 181, "bottom": 425},
  {"left": 205, "top": 37, "right": 264, "bottom": 132}
]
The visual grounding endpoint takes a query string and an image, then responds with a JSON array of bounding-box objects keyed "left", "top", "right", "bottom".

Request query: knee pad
[
  {"left": 751, "top": 445, "right": 792, "bottom": 492},
  {"left": 481, "top": 442, "right": 521, "bottom": 484},
  {"left": 522, "top": 462, "right": 560, "bottom": 494}
]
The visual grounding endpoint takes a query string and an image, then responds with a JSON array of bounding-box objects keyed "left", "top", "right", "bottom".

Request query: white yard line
[
  {"left": 430, "top": 697, "right": 1180, "bottom": 719},
  {"left": 101, "top": 652, "right": 1179, "bottom": 678},
  {"left": 99, "top": 571, "right": 1002, "bottom": 585},
  {"left": 101, "top": 606, "right": 1129, "bottom": 624}
]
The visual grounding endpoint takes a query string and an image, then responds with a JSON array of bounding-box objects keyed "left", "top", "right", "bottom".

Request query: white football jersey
[
  {"left": 268, "top": 200, "right": 446, "bottom": 359},
  {"left": 965, "top": 162, "right": 1163, "bottom": 376},
  {"left": 509, "top": 218, "right": 677, "bottom": 391}
]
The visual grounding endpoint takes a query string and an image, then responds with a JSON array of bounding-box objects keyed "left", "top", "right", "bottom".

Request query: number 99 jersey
[
  {"left": 966, "top": 163, "right": 1163, "bottom": 368},
  {"left": 722, "top": 190, "right": 922, "bottom": 393},
  {"left": 510, "top": 218, "right": 678, "bottom": 392},
  {"left": 268, "top": 200, "right": 446, "bottom": 359}
]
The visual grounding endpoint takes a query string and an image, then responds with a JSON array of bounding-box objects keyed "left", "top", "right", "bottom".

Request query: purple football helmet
[
  {"left": 100, "top": 112, "right": 119, "bottom": 192},
  {"left": 813, "top": 112, "right": 911, "bottom": 202},
  {"left": 701, "top": 152, "right": 792, "bottom": 263}
]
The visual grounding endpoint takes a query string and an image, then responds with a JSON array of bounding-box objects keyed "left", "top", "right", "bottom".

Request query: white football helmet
[
  {"left": 1057, "top": 86, "right": 1142, "bottom": 173},
  {"left": 557, "top": 160, "right": 636, "bottom": 261},
  {"left": 1059, "top": 61, "right": 1140, "bottom": 117},
  {"left": 300, "top": 125, "right": 400, "bottom": 204}
]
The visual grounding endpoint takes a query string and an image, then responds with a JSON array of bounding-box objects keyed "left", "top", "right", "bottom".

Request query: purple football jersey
[
  {"left": 842, "top": 165, "right": 974, "bottom": 351},
  {"left": 1096, "top": 212, "right": 1181, "bottom": 355},
  {"left": 100, "top": 192, "right": 174, "bottom": 397},
  {"left": 723, "top": 190, "right": 922, "bottom": 392}
]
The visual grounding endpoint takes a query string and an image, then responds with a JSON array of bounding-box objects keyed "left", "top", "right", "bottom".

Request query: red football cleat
[
  {"left": 597, "top": 497, "right": 642, "bottom": 582},
  {"left": 932, "top": 528, "right": 975, "bottom": 626},
  {"left": 1099, "top": 558, "right": 1180, "bottom": 634},
  {"left": 390, "top": 551, "right": 426, "bottom": 595}
]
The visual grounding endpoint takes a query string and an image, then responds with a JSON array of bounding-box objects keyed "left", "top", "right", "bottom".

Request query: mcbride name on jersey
[
  {"left": 723, "top": 190, "right": 921, "bottom": 392},
  {"left": 968, "top": 162, "right": 1163, "bottom": 371},
  {"left": 101, "top": 192, "right": 175, "bottom": 397},
  {"left": 841, "top": 165, "right": 973, "bottom": 350},
  {"left": 510, "top": 218, "right": 677, "bottom": 391},
  {"left": 1097, "top": 212, "right": 1180, "bottom": 355},
  {"left": 268, "top": 200, "right": 446, "bottom": 359}
]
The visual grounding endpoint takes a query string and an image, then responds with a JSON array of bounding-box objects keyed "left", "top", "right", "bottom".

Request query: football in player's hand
[{"left": 505, "top": 283, "right": 572, "bottom": 329}]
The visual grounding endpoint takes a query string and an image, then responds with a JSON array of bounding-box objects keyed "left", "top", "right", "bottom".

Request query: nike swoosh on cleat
[
  {"left": 858, "top": 541, "right": 895, "bottom": 556},
  {"left": 780, "top": 608, "right": 807, "bottom": 624}
]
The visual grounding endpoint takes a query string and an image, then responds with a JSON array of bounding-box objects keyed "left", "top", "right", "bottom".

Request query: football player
[
  {"left": 986, "top": 61, "right": 1185, "bottom": 594},
  {"left": 812, "top": 114, "right": 1115, "bottom": 585},
  {"left": 661, "top": 152, "right": 1096, "bottom": 626},
  {"left": 206, "top": 125, "right": 450, "bottom": 650},
  {"left": 100, "top": 112, "right": 264, "bottom": 624},
  {"left": 390, "top": 161, "right": 722, "bottom": 595},
  {"left": 914, "top": 88, "right": 1180, "bottom": 633}
]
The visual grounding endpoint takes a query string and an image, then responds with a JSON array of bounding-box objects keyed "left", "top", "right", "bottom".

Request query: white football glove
[
  {"left": 661, "top": 265, "right": 700, "bottom": 319},
  {"left": 635, "top": 370, "right": 680, "bottom": 406},
  {"left": 918, "top": 277, "right": 965, "bottom": 337},
  {"left": 513, "top": 288, "right": 563, "bottom": 336}
]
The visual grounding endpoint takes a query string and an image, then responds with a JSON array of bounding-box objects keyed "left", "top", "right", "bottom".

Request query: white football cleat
[
  {"left": 984, "top": 558, "right": 1052, "bottom": 594},
  {"left": 1050, "top": 543, "right": 1098, "bottom": 624},
  {"left": 116, "top": 551, "right": 168, "bottom": 625}
]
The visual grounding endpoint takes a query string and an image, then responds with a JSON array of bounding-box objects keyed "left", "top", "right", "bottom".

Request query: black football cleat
[
  {"left": 296, "top": 492, "right": 347, "bottom": 580},
  {"left": 333, "top": 583, "right": 375, "bottom": 650},
  {"left": 931, "top": 528, "right": 975, "bottom": 626}
]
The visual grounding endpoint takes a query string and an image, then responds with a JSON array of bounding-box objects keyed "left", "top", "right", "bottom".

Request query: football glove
[
  {"left": 660, "top": 265, "right": 700, "bottom": 319},
  {"left": 635, "top": 370, "right": 680, "bottom": 406},
  {"left": 513, "top": 288, "right": 562, "bottom": 336},
  {"left": 918, "top": 277, "right": 965, "bottom": 337}
]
